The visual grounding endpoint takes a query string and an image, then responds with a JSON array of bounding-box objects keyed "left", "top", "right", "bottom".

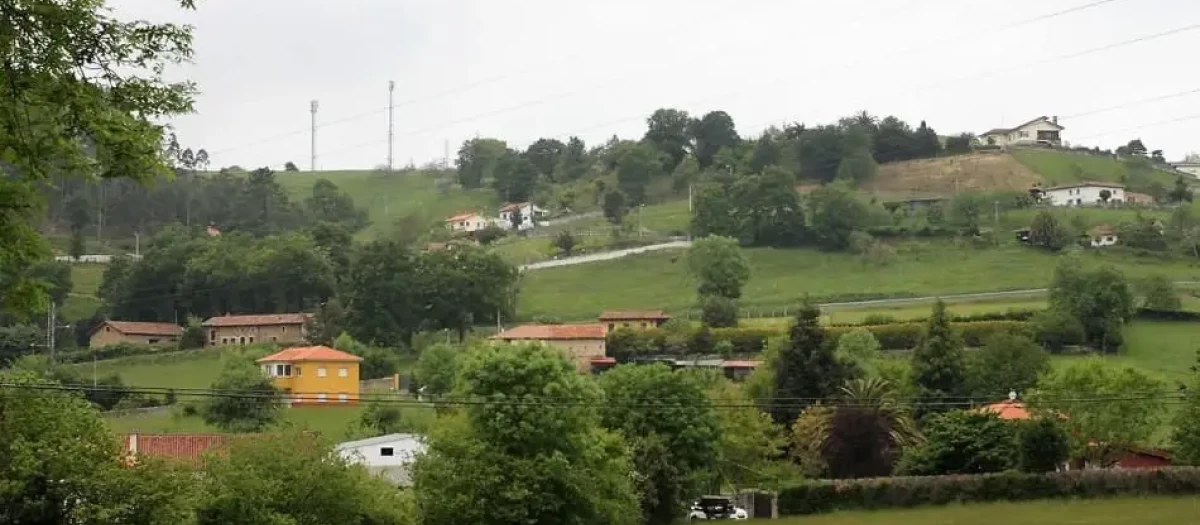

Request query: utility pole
[
  {"left": 387, "top": 81, "right": 395, "bottom": 172},
  {"left": 134, "top": 231, "right": 141, "bottom": 257},
  {"left": 444, "top": 139, "right": 450, "bottom": 170},
  {"left": 993, "top": 200, "right": 1000, "bottom": 228},
  {"left": 638, "top": 204, "right": 645, "bottom": 238},
  {"left": 45, "top": 302, "right": 56, "bottom": 362},
  {"left": 96, "top": 183, "right": 104, "bottom": 243},
  {"left": 310, "top": 100, "right": 319, "bottom": 171}
]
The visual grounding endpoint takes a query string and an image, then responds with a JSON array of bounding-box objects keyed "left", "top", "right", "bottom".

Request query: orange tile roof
[
  {"left": 258, "top": 345, "right": 363, "bottom": 363},
  {"left": 979, "top": 400, "right": 1031, "bottom": 420},
  {"left": 99, "top": 321, "right": 183, "bottom": 337},
  {"left": 598, "top": 310, "right": 671, "bottom": 321},
  {"left": 445, "top": 211, "right": 482, "bottom": 222},
  {"left": 123, "top": 433, "right": 230, "bottom": 468},
  {"left": 202, "top": 313, "right": 309, "bottom": 327},
  {"left": 499, "top": 202, "right": 530, "bottom": 213},
  {"left": 492, "top": 323, "right": 607, "bottom": 341}
]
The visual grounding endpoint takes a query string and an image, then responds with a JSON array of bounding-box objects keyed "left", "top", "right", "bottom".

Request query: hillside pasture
[{"left": 766, "top": 497, "right": 1200, "bottom": 525}]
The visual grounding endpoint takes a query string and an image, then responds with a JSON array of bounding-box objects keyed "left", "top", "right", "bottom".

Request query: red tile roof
[
  {"left": 590, "top": 357, "right": 617, "bottom": 365},
  {"left": 98, "top": 321, "right": 183, "bottom": 337},
  {"left": 492, "top": 323, "right": 608, "bottom": 341},
  {"left": 980, "top": 400, "right": 1031, "bottom": 420},
  {"left": 123, "top": 433, "right": 230, "bottom": 467},
  {"left": 598, "top": 310, "right": 671, "bottom": 321},
  {"left": 202, "top": 313, "right": 309, "bottom": 327},
  {"left": 257, "top": 345, "right": 363, "bottom": 363}
]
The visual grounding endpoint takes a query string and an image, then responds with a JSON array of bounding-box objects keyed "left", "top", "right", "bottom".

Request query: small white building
[
  {"left": 445, "top": 212, "right": 494, "bottom": 233},
  {"left": 978, "top": 116, "right": 1064, "bottom": 147},
  {"left": 1174, "top": 162, "right": 1200, "bottom": 180},
  {"left": 335, "top": 433, "right": 425, "bottom": 487},
  {"left": 1088, "top": 225, "right": 1118, "bottom": 248},
  {"left": 1040, "top": 182, "right": 1125, "bottom": 207},
  {"left": 498, "top": 202, "right": 546, "bottom": 231}
]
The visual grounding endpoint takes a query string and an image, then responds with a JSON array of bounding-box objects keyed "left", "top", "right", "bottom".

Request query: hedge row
[
  {"left": 835, "top": 309, "right": 1038, "bottom": 327},
  {"left": 828, "top": 320, "right": 1030, "bottom": 350},
  {"left": 606, "top": 320, "right": 1033, "bottom": 358},
  {"left": 778, "top": 467, "right": 1200, "bottom": 516},
  {"left": 1135, "top": 308, "right": 1200, "bottom": 322},
  {"left": 55, "top": 343, "right": 187, "bottom": 364}
]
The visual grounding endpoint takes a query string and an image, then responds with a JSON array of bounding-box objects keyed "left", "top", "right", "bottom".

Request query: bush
[
  {"left": 711, "top": 327, "right": 778, "bottom": 355},
  {"left": 828, "top": 321, "right": 1032, "bottom": 351},
  {"left": 1031, "top": 309, "right": 1086, "bottom": 352},
  {"left": 1135, "top": 308, "right": 1200, "bottom": 322},
  {"left": 777, "top": 467, "right": 1200, "bottom": 516},
  {"left": 700, "top": 295, "right": 739, "bottom": 328}
]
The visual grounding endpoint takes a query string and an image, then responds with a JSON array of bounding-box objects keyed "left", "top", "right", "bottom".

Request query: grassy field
[
  {"left": 516, "top": 241, "right": 1200, "bottom": 321},
  {"left": 105, "top": 405, "right": 367, "bottom": 440},
  {"left": 274, "top": 169, "right": 497, "bottom": 240},
  {"left": 70, "top": 349, "right": 227, "bottom": 390},
  {"left": 63, "top": 263, "right": 106, "bottom": 320},
  {"left": 765, "top": 497, "right": 1200, "bottom": 525},
  {"left": 1011, "top": 149, "right": 1178, "bottom": 187}
]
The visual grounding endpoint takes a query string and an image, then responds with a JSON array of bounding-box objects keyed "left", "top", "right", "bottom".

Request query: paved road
[
  {"left": 520, "top": 240, "right": 691, "bottom": 271},
  {"left": 54, "top": 254, "right": 140, "bottom": 263}
]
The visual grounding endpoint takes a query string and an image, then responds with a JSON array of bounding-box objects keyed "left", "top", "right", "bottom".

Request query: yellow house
[{"left": 257, "top": 346, "right": 362, "bottom": 406}]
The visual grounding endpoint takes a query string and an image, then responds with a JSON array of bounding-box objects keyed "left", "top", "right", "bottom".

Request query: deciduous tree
[
  {"left": 202, "top": 357, "right": 281, "bottom": 432},
  {"left": 691, "top": 111, "right": 740, "bottom": 170},
  {"left": 966, "top": 332, "right": 1049, "bottom": 398},
  {"left": 686, "top": 236, "right": 751, "bottom": 299},
  {"left": 896, "top": 410, "right": 1016, "bottom": 476},
  {"left": 413, "top": 344, "right": 640, "bottom": 525},
  {"left": 599, "top": 364, "right": 720, "bottom": 525},
  {"left": 644, "top": 108, "right": 693, "bottom": 171},
  {"left": 1, "top": 0, "right": 197, "bottom": 315}
]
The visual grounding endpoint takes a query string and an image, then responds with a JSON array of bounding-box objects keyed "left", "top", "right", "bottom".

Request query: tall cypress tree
[
  {"left": 911, "top": 300, "right": 966, "bottom": 416},
  {"left": 771, "top": 301, "right": 853, "bottom": 424}
]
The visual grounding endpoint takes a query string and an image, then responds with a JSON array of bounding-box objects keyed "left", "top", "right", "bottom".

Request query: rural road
[{"left": 520, "top": 240, "right": 691, "bottom": 271}]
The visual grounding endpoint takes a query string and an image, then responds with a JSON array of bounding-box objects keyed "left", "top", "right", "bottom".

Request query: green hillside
[
  {"left": 63, "top": 263, "right": 105, "bottom": 320},
  {"left": 516, "top": 241, "right": 1200, "bottom": 321},
  {"left": 274, "top": 169, "right": 497, "bottom": 239},
  {"left": 769, "top": 497, "right": 1200, "bottom": 525},
  {"left": 1011, "top": 148, "right": 1178, "bottom": 187}
]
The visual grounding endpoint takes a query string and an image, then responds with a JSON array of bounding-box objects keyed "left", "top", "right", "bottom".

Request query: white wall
[
  {"left": 337, "top": 435, "right": 424, "bottom": 468},
  {"left": 448, "top": 215, "right": 491, "bottom": 232},
  {"left": 499, "top": 204, "right": 545, "bottom": 231},
  {"left": 1044, "top": 186, "right": 1125, "bottom": 206},
  {"left": 1177, "top": 164, "right": 1200, "bottom": 179}
]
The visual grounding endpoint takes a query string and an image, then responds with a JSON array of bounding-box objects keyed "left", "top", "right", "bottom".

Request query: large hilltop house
[
  {"left": 978, "top": 116, "right": 1064, "bottom": 147},
  {"left": 202, "top": 313, "right": 310, "bottom": 346},
  {"left": 490, "top": 323, "right": 609, "bottom": 373},
  {"left": 1038, "top": 182, "right": 1125, "bottom": 207}
]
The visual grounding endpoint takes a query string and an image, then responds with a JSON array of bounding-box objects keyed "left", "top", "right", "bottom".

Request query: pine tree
[
  {"left": 911, "top": 300, "right": 966, "bottom": 416},
  {"left": 770, "top": 301, "right": 853, "bottom": 424}
]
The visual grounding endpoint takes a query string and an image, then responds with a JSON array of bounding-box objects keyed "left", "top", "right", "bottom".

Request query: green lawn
[
  {"left": 742, "top": 296, "right": 1050, "bottom": 327},
  {"left": 274, "top": 169, "right": 497, "bottom": 240},
  {"left": 69, "top": 349, "right": 227, "bottom": 390},
  {"left": 1012, "top": 148, "right": 1178, "bottom": 188},
  {"left": 105, "top": 405, "right": 367, "bottom": 440},
  {"left": 516, "top": 241, "right": 1200, "bottom": 321},
  {"left": 766, "top": 497, "right": 1200, "bottom": 525},
  {"left": 62, "top": 263, "right": 106, "bottom": 320}
]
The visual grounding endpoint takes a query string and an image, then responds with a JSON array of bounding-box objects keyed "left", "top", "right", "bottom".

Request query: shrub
[
  {"left": 777, "top": 467, "right": 1200, "bottom": 516},
  {"left": 711, "top": 327, "right": 778, "bottom": 354},
  {"left": 957, "top": 320, "right": 1032, "bottom": 347},
  {"left": 1031, "top": 309, "right": 1086, "bottom": 352},
  {"left": 700, "top": 295, "right": 739, "bottom": 328}
]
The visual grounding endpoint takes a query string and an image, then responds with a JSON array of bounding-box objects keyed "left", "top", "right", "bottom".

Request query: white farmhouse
[
  {"left": 1174, "top": 161, "right": 1200, "bottom": 180},
  {"left": 335, "top": 433, "right": 425, "bottom": 487},
  {"left": 498, "top": 202, "right": 547, "bottom": 231},
  {"left": 978, "top": 116, "right": 1064, "bottom": 147},
  {"left": 444, "top": 212, "right": 494, "bottom": 233},
  {"left": 1040, "top": 182, "right": 1125, "bottom": 207},
  {"left": 1088, "top": 225, "right": 1119, "bottom": 248}
]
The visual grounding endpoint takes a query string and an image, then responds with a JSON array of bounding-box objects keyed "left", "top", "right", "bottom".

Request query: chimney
[{"left": 1052, "top": 116, "right": 1058, "bottom": 125}]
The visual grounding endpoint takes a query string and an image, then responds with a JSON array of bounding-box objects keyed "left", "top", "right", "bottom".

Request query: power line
[{"left": 1060, "top": 87, "right": 1200, "bottom": 120}]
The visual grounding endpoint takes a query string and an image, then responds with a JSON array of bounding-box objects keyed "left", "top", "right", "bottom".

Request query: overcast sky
[{"left": 112, "top": 0, "right": 1200, "bottom": 170}]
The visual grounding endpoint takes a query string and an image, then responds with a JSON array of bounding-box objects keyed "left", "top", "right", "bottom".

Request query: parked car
[{"left": 687, "top": 496, "right": 748, "bottom": 521}]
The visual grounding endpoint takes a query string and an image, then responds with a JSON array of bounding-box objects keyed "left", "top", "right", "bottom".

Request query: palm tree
[{"left": 839, "top": 377, "right": 923, "bottom": 448}]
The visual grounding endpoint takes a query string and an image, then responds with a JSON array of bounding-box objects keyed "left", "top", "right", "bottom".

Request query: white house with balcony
[
  {"left": 498, "top": 202, "right": 546, "bottom": 231},
  {"left": 444, "top": 212, "right": 496, "bottom": 233},
  {"left": 335, "top": 433, "right": 425, "bottom": 487},
  {"left": 1039, "top": 182, "right": 1125, "bottom": 207},
  {"left": 978, "top": 116, "right": 1064, "bottom": 147}
]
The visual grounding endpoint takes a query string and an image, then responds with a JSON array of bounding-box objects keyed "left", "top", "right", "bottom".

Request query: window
[
  {"left": 274, "top": 364, "right": 292, "bottom": 377},
  {"left": 248, "top": 336, "right": 254, "bottom": 343},
  {"left": 317, "top": 393, "right": 327, "bottom": 403},
  {"left": 295, "top": 366, "right": 302, "bottom": 376},
  {"left": 271, "top": 336, "right": 277, "bottom": 342},
  {"left": 282, "top": 326, "right": 287, "bottom": 333},
  {"left": 380, "top": 447, "right": 395, "bottom": 457},
  {"left": 239, "top": 336, "right": 246, "bottom": 345},
  {"left": 148, "top": 338, "right": 159, "bottom": 344},
  {"left": 210, "top": 330, "right": 216, "bottom": 342},
  {"left": 105, "top": 326, "right": 111, "bottom": 333},
  {"left": 317, "top": 367, "right": 327, "bottom": 377},
  {"left": 338, "top": 368, "right": 348, "bottom": 378},
  {"left": 608, "top": 323, "right": 615, "bottom": 331},
  {"left": 338, "top": 393, "right": 348, "bottom": 403}
]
